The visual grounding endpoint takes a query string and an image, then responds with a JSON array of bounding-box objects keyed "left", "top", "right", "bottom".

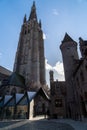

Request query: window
[
  {"left": 85, "top": 64, "right": 87, "bottom": 70},
  {"left": 55, "top": 99, "right": 62, "bottom": 107},
  {"left": 76, "top": 77, "right": 80, "bottom": 88},
  {"left": 28, "top": 29, "right": 30, "bottom": 33},
  {"left": 25, "top": 30, "right": 27, "bottom": 34},
  {"left": 85, "top": 92, "right": 87, "bottom": 100},
  {"left": 80, "top": 71, "right": 84, "bottom": 81}
]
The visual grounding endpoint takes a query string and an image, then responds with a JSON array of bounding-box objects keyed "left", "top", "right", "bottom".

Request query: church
[
  {"left": 0, "top": 1, "right": 87, "bottom": 120},
  {"left": 0, "top": 2, "right": 49, "bottom": 119}
]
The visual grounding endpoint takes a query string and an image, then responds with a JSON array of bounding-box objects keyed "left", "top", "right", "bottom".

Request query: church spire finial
[
  {"left": 33, "top": 1, "right": 35, "bottom": 7},
  {"left": 29, "top": 1, "right": 37, "bottom": 21},
  {"left": 39, "top": 19, "right": 42, "bottom": 28},
  {"left": 23, "top": 14, "right": 27, "bottom": 23}
]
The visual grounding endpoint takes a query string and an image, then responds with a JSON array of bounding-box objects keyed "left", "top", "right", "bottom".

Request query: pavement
[{"left": 0, "top": 116, "right": 87, "bottom": 130}]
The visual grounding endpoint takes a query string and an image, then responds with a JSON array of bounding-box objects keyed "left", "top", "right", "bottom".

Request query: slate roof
[
  {"left": 0, "top": 88, "right": 50, "bottom": 107},
  {"left": 62, "top": 33, "right": 75, "bottom": 43},
  {"left": 1, "top": 72, "right": 25, "bottom": 87},
  {"left": 0, "top": 66, "right": 12, "bottom": 76}
]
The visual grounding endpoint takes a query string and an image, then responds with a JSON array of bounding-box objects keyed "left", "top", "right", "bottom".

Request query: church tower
[
  {"left": 60, "top": 33, "right": 79, "bottom": 80},
  {"left": 13, "top": 2, "right": 46, "bottom": 90},
  {"left": 60, "top": 33, "right": 79, "bottom": 118},
  {"left": 79, "top": 37, "right": 87, "bottom": 58}
]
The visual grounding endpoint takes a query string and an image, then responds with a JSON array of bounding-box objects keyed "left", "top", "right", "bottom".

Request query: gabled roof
[
  {"left": 4, "top": 95, "right": 12, "bottom": 105},
  {"left": 36, "top": 87, "right": 50, "bottom": 100},
  {"left": 62, "top": 33, "right": 75, "bottom": 43},
  {"left": 5, "top": 96, "right": 15, "bottom": 107},
  {"left": 27, "top": 91, "right": 36, "bottom": 101},
  {"left": 0, "top": 66, "right": 12, "bottom": 76},
  {"left": 16, "top": 93, "right": 24, "bottom": 104},
  {"left": 2, "top": 72, "right": 25, "bottom": 87}
]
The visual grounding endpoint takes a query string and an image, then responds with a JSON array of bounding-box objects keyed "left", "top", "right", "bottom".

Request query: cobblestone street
[
  {"left": 0, "top": 118, "right": 87, "bottom": 130},
  {"left": 0, "top": 119, "right": 74, "bottom": 130}
]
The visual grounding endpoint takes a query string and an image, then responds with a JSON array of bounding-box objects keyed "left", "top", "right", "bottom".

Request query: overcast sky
[{"left": 0, "top": 0, "right": 87, "bottom": 85}]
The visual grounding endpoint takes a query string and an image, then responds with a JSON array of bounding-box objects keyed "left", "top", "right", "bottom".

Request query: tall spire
[{"left": 29, "top": 1, "right": 37, "bottom": 21}]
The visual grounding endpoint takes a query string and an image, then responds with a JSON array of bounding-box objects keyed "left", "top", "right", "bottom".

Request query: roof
[
  {"left": 27, "top": 91, "right": 36, "bottom": 101},
  {"left": 0, "top": 88, "right": 50, "bottom": 107},
  {"left": 36, "top": 87, "right": 50, "bottom": 100},
  {"left": 79, "top": 37, "right": 87, "bottom": 46},
  {"left": 60, "top": 33, "right": 77, "bottom": 49},
  {"left": 4, "top": 95, "right": 12, "bottom": 105},
  {"left": 16, "top": 93, "right": 24, "bottom": 104},
  {"left": 0, "top": 66, "right": 12, "bottom": 76},
  {"left": 62, "top": 33, "right": 75, "bottom": 43},
  {"left": 1, "top": 72, "right": 25, "bottom": 87}
]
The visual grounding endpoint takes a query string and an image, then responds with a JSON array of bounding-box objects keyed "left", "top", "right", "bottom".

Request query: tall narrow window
[{"left": 80, "top": 71, "right": 84, "bottom": 81}]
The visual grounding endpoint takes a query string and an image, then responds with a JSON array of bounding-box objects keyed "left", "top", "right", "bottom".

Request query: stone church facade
[
  {"left": 0, "top": 1, "right": 87, "bottom": 120},
  {"left": 13, "top": 1, "right": 46, "bottom": 91}
]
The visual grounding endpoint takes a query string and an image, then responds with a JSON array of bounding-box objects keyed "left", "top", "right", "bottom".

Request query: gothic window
[
  {"left": 51, "top": 83, "right": 55, "bottom": 95},
  {"left": 25, "top": 30, "right": 27, "bottom": 35},
  {"left": 55, "top": 99, "right": 62, "bottom": 107},
  {"left": 80, "top": 71, "right": 84, "bottom": 81},
  {"left": 85, "top": 92, "right": 87, "bottom": 100},
  {"left": 28, "top": 29, "right": 30, "bottom": 33},
  {"left": 85, "top": 64, "right": 87, "bottom": 70},
  {"left": 76, "top": 77, "right": 80, "bottom": 88}
]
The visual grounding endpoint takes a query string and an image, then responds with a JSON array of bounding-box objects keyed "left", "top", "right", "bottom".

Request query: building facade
[
  {"left": 50, "top": 34, "right": 87, "bottom": 119},
  {"left": 49, "top": 70, "right": 66, "bottom": 118}
]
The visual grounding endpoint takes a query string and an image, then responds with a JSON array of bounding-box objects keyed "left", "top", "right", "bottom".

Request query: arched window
[
  {"left": 80, "top": 70, "right": 84, "bottom": 81},
  {"left": 25, "top": 30, "right": 27, "bottom": 34}
]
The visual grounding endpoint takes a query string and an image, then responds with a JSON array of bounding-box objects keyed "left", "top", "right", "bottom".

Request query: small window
[
  {"left": 85, "top": 64, "right": 87, "bottom": 70},
  {"left": 28, "top": 29, "right": 30, "bottom": 33},
  {"left": 25, "top": 30, "right": 27, "bottom": 34},
  {"left": 55, "top": 99, "right": 62, "bottom": 107},
  {"left": 76, "top": 77, "right": 80, "bottom": 88},
  {"left": 85, "top": 92, "right": 87, "bottom": 100},
  {"left": 80, "top": 71, "right": 84, "bottom": 81}
]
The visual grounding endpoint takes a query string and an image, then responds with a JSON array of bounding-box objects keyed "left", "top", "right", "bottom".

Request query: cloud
[
  {"left": 45, "top": 59, "right": 53, "bottom": 70},
  {"left": 43, "top": 33, "right": 46, "bottom": 40},
  {"left": 53, "top": 61, "right": 64, "bottom": 76},
  {"left": 52, "top": 9, "right": 59, "bottom": 16},
  {"left": 45, "top": 59, "right": 65, "bottom": 86}
]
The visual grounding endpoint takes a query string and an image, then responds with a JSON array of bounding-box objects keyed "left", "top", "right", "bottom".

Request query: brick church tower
[
  {"left": 60, "top": 33, "right": 79, "bottom": 80},
  {"left": 60, "top": 33, "right": 79, "bottom": 118},
  {"left": 13, "top": 2, "right": 46, "bottom": 90}
]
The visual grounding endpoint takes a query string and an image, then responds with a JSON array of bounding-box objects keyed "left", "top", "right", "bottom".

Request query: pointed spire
[
  {"left": 62, "top": 33, "right": 74, "bottom": 43},
  {"left": 79, "top": 37, "right": 84, "bottom": 45},
  {"left": 29, "top": 1, "right": 37, "bottom": 21},
  {"left": 39, "top": 19, "right": 42, "bottom": 28},
  {"left": 23, "top": 14, "right": 27, "bottom": 23}
]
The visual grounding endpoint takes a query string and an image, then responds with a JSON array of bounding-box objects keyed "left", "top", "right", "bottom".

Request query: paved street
[
  {"left": 0, "top": 118, "right": 87, "bottom": 130},
  {"left": 0, "top": 119, "right": 74, "bottom": 130}
]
